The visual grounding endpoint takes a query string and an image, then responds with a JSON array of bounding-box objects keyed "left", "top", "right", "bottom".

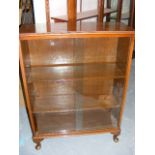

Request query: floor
[{"left": 19, "top": 60, "right": 135, "bottom": 155}]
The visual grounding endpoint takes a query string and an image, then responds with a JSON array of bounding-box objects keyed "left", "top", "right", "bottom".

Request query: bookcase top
[{"left": 20, "top": 22, "right": 134, "bottom": 40}]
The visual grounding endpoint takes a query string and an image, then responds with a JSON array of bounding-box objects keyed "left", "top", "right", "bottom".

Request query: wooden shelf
[
  {"left": 26, "top": 63, "right": 123, "bottom": 114},
  {"left": 31, "top": 94, "right": 120, "bottom": 113},
  {"left": 35, "top": 109, "right": 116, "bottom": 134},
  {"left": 51, "top": 8, "right": 117, "bottom": 22},
  {"left": 26, "top": 63, "right": 126, "bottom": 82}
]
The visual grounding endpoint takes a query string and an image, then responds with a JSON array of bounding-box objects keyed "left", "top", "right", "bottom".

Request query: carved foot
[
  {"left": 33, "top": 138, "right": 43, "bottom": 150},
  {"left": 113, "top": 135, "right": 119, "bottom": 143},
  {"left": 111, "top": 131, "right": 120, "bottom": 143}
]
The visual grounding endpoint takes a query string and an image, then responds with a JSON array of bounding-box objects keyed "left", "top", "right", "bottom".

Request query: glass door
[{"left": 21, "top": 36, "right": 131, "bottom": 134}]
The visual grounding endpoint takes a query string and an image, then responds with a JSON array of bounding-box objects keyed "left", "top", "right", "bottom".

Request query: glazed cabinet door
[{"left": 20, "top": 36, "right": 132, "bottom": 135}]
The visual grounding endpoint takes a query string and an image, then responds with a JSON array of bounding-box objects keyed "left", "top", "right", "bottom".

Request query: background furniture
[
  {"left": 46, "top": 0, "right": 123, "bottom": 23},
  {"left": 46, "top": 0, "right": 134, "bottom": 29},
  {"left": 109, "top": 0, "right": 135, "bottom": 28},
  {"left": 20, "top": 0, "right": 34, "bottom": 25}
]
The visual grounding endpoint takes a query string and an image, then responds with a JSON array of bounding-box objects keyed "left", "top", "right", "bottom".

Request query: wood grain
[
  {"left": 19, "top": 22, "right": 134, "bottom": 145},
  {"left": 35, "top": 109, "right": 116, "bottom": 134},
  {"left": 19, "top": 22, "right": 134, "bottom": 40},
  {"left": 118, "top": 36, "right": 135, "bottom": 127},
  {"left": 97, "top": 0, "right": 104, "bottom": 22},
  {"left": 19, "top": 42, "right": 36, "bottom": 134}
]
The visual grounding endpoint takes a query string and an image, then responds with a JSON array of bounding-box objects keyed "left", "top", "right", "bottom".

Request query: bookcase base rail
[{"left": 33, "top": 128, "right": 120, "bottom": 150}]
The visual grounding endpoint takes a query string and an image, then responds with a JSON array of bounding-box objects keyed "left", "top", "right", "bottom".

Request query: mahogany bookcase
[{"left": 19, "top": 22, "right": 134, "bottom": 149}]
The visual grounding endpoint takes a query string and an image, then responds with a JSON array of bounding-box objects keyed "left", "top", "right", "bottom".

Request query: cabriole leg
[
  {"left": 113, "top": 134, "right": 119, "bottom": 143},
  {"left": 33, "top": 138, "right": 44, "bottom": 150},
  {"left": 111, "top": 131, "right": 120, "bottom": 143}
]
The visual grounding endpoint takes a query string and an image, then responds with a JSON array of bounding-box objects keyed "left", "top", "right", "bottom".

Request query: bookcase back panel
[
  {"left": 29, "top": 76, "right": 124, "bottom": 114},
  {"left": 21, "top": 37, "right": 131, "bottom": 66},
  {"left": 34, "top": 108, "right": 119, "bottom": 134}
]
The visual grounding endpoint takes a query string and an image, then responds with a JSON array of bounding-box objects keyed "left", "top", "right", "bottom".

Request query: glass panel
[
  {"left": 21, "top": 37, "right": 130, "bottom": 134},
  {"left": 34, "top": 108, "right": 118, "bottom": 134},
  {"left": 21, "top": 37, "right": 130, "bottom": 66}
]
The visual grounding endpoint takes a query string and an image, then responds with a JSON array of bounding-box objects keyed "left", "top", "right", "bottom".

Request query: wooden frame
[
  {"left": 20, "top": 21, "right": 134, "bottom": 149},
  {"left": 19, "top": 42, "right": 36, "bottom": 134}
]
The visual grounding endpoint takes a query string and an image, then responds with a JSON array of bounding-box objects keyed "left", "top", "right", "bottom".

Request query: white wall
[
  {"left": 33, "top": 0, "right": 46, "bottom": 23},
  {"left": 33, "top": 0, "right": 130, "bottom": 24}
]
